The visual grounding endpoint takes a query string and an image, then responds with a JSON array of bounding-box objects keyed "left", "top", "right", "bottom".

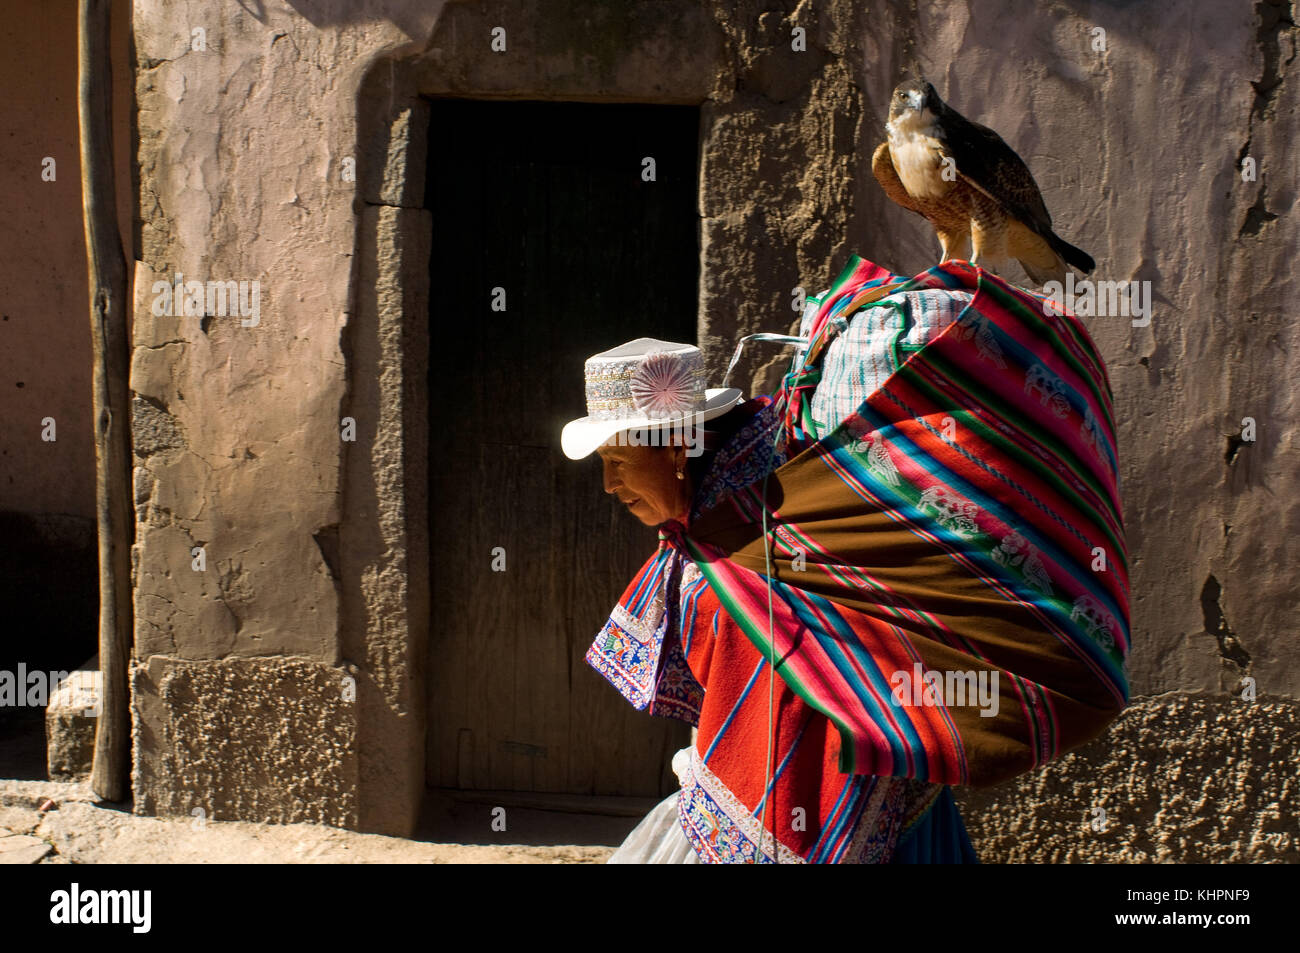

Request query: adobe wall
[{"left": 129, "top": 0, "right": 1297, "bottom": 858}]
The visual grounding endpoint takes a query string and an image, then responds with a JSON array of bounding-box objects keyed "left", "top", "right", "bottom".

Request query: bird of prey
[{"left": 872, "top": 78, "right": 1094, "bottom": 285}]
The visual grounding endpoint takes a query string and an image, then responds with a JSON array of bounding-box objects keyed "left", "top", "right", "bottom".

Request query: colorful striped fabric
[
  {"left": 590, "top": 455, "right": 963, "bottom": 864},
  {"left": 587, "top": 253, "right": 1129, "bottom": 860},
  {"left": 672, "top": 254, "right": 1129, "bottom": 786}
]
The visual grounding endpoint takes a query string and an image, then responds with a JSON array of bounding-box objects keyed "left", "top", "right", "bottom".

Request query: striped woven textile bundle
[{"left": 665, "top": 254, "right": 1130, "bottom": 787}]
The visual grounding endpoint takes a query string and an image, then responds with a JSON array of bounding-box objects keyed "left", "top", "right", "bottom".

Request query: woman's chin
[{"left": 623, "top": 500, "right": 660, "bottom": 526}]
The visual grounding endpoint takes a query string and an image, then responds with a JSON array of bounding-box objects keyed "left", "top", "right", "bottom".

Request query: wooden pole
[{"left": 78, "top": 0, "right": 132, "bottom": 801}]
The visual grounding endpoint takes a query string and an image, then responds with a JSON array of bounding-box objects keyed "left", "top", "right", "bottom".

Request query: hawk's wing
[
  {"left": 872, "top": 140, "right": 925, "bottom": 217},
  {"left": 935, "top": 107, "right": 1055, "bottom": 234},
  {"left": 939, "top": 108, "right": 1095, "bottom": 273}
]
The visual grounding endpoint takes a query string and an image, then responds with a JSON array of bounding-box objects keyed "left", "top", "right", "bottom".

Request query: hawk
[{"left": 872, "top": 78, "right": 1094, "bottom": 285}]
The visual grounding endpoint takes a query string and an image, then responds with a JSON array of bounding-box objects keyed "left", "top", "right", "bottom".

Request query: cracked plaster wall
[
  {"left": 129, "top": 0, "right": 440, "bottom": 834},
  {"left": 128, "top": 0, "right": 1297, "bottom": 855}
]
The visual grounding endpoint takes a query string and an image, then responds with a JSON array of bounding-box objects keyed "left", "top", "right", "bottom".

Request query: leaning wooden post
[{"left": 78, "top": 0, "right": 132, "bottom": 801}]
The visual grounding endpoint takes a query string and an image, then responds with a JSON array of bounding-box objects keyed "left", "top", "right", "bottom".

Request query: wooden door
[{"left": 426, "top": 100, "right": 697, "bottom": 796}]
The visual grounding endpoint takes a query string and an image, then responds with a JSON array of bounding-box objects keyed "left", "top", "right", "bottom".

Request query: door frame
[{"left": 336, "top": 2, "right": 799, "bottom": 832}]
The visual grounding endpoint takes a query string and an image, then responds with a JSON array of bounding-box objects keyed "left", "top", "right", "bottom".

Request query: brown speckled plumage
[{"left": 874, "top": 79, "right": 1094, "bottom": 285}]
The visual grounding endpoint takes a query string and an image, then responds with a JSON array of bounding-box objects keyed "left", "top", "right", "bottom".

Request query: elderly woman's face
[{"left": 596, "top": 440, "right": 691, "bottom": 527}]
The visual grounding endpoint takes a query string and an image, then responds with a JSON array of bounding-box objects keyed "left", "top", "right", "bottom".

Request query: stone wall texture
[{"left": 124, "top": 0, "right": 1297, "bottom": 858}]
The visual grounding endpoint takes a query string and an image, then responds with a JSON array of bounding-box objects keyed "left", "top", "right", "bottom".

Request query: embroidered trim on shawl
[
  {"left": 840, "top": 775, "right": 911, "bottom": 863},
  {"left": 676, "top": 745, "right": 805, "bottom": 864},
  {"left": 675, "top": 743, "right": 929, "bottom": 864},
  {"left": 690, "top": 398, "right": 788, "bottom": 521},
  {"left": 585, "top": 589, "right": 668, "bottom": 709},
  {"left": 585, "top": 544, "right": 704, "bottom": 721}
]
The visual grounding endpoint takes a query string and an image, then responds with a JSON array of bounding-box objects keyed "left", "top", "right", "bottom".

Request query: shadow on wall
[{"left": 280, "top": 0, "right": 446, "bottom": 37}]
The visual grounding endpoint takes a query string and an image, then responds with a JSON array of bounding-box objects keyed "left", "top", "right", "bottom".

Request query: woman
[{"left": 563, "top": 256, "right": 1130, "bottom": 863}]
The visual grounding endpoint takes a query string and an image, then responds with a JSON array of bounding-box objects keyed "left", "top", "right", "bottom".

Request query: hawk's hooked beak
[{"left": 906, "top": 88, "right": 925, "bottom": 112}]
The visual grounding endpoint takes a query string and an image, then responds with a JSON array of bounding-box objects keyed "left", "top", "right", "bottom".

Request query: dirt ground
[
  {"left": 0, "top": 777, "right": 631, "bottom": 863},
  {"left": 0, "top": 698, "right": 669, "bottom": 864},
  {"left": 0, "top": 703, "right": 651, "bottom": 864}
]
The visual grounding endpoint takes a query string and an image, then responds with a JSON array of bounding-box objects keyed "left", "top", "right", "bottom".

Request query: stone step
[
  {"left": 0, "top": 830, "right": 52, "bottom": 864},
  {"left": 45, "top": 655, "right": 101, "bottom": 782}
]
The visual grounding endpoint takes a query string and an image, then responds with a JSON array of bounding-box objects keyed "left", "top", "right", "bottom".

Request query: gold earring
[{"left": 676, "top": 470, "right": 684, "bottom": 480}]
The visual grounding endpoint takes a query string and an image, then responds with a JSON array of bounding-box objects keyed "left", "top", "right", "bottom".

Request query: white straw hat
[{"left": 561, "top": 337, "right": 743, "bottom": 460}]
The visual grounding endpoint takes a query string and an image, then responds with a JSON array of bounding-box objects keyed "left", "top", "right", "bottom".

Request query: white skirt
[{"left": 607, "top": 747, "right": 703, "bottom": 864}]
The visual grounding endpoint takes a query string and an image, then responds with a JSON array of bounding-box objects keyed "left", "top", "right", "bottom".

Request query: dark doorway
[
  {"left": 425, "top": 100, "right": 698, "bottom": 801},
  {"left": 0, "top": 513, "right": 99, "bottom": 780}
]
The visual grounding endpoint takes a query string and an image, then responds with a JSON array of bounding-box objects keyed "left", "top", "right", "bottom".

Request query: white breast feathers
[{"left": 886, "top": 111, "right": 951, "bottom": 201}]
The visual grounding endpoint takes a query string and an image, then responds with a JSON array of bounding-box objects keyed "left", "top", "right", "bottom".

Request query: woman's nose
[{"left": 602, "top": 460, "right": 619, "bottom": 494}]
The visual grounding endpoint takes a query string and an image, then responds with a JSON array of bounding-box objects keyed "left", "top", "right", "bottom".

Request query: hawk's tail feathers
[
  {"left": 1047, "top": 232, "right": 1095, "bottom": 274},
  {"left": 1008, "top": 221, "right": 1066, "bottom": 285}
]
